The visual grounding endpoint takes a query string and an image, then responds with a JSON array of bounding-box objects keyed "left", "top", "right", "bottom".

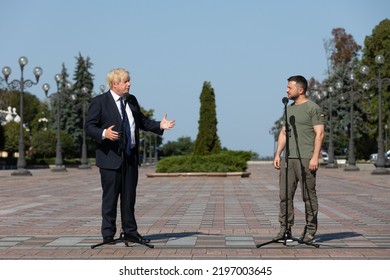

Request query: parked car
[
  {"left": 319, "top": 150, "right": 329, "bottom": 165},
  {"left": 369, "top": 150, "right": 390, "bottom": 167}
]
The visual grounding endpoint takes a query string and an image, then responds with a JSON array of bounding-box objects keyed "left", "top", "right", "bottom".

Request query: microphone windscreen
[{"left": 123, "top": 93, "right": 131, "bottom": 103}]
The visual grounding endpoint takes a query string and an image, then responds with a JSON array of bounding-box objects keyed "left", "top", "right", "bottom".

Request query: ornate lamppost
[
  {"left": 361, "top": 54, "right": 390, "bottom": 175},
  {"left": 79, "top": 86, "right": 91, "bottom": 169},
  {"left": 79, "top": 84, "right": 104, "bottom": 169},
  {"left": 311, "top": 84, "right": 338, "bottom": 168},
  {"left": 42, "top": 75, "right": 72, "bottom": 172},
  {"left": 325, "top": 84, "right": 341, "bottom": 168},
  {"left": 343, "top": 73, "right": 360, "bottom": 171},
  {"left": 385, "top": 124, "right": 389, "bottom": 152},
  {"left": 2, "top": 56, "right": 43, "bottom": 176},
  {"left": 142, "top": 133, "right": 147, "bottom": 165}
]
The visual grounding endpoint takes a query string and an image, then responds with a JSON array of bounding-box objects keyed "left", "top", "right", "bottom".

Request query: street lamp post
[
  {"left": 42, "top": 75, "right": 71, "bottom": 172},
  {"left": 154, "top": 134, "right": 158, "bottom": 163},
  {"left": 344, "top": 73, "right": 360, "bottom": 171},
  {"left": 142, "top": 133, "right": 147, "bottom": 164},
  {"left": 79, "top": 86, "right": 91, "bottom": 169},
  {"left": 385, "top": 124, "right": 389, "bottom": 152},
  {"left": 311, "top": 84, "right": 338, "bottom": 168},
  {"left": 324, "top": 84, "right": 339, "bottom": 168},
  {"left": 361, "top": 54, "right": 390, "bottom": 175},
  {"left": 79, "top": 84, "right": 104, "bottom": 169},
  {"left": 2, "top": 56, "right": 43, "bottom": 176}
]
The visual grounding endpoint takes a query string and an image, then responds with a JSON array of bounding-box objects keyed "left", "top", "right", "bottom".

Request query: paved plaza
[{"left": 0, "top": 162, "right": 389, "bottom": 260}]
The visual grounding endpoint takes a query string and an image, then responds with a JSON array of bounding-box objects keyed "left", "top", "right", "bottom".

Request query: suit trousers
[
  {"left": 99, "top": 153, "right": 139, "bottom": 238},
  {"left": 278, "top": 158, "right": 318, "bottom": 235}
]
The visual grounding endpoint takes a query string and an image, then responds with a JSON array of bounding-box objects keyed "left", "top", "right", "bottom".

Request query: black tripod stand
[
  {"left": 91, "top": 96, "right": 154, "bottom": 249},
  {"left": 256, "top": 97, "right": 319, "bottom": 248},
  {"left": 91, "top": 232, "right": 154, "bottom": 249}
]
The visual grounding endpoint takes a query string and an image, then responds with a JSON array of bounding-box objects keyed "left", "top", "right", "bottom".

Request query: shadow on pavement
[
  {"left": 316, "top": 231, "right": 361, "bottom": 242},
  {"left": 145, "top": 231, "right": 204, "bottom": 241}
]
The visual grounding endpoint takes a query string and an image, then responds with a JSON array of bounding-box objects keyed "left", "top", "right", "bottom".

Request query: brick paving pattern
[{"left": 0, "top": 162, "right": 389, "bottom": 259}]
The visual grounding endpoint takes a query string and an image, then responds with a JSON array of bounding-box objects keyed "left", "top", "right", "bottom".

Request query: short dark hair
[{"left": 288, "top": 75, "right": 307, "bottom": 93}]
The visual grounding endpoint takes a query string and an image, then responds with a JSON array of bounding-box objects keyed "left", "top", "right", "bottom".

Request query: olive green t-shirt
[{"left": 285, "top": 100, "right": 324, "bottom": 159}]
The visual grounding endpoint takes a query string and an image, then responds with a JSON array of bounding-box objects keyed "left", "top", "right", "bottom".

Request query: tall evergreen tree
[
  {"left": 44, "top": 64, "right": 78, "bottom": 157},
  {"left": 58, "top": 63, "right": 76, "bottom": 135},
  {"left": 193, "top": 81, "right": 221, "bottom": 155},
  {"left": 72, "top": 53, "right": 94, "bottom": 152}
]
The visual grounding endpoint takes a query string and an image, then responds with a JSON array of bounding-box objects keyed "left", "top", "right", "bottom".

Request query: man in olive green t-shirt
[{"left": 273, "top": 75, "right": 325, "bottom": 244}]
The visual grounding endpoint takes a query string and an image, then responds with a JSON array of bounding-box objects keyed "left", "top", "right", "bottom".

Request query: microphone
[
  {"left": 123, "top": 93, "right": 131, "bottom": 104},
  {"left": 282, "top": 97, "right": 289, "bottom": 105}
]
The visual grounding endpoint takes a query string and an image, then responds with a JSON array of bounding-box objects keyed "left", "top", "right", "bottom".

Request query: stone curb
[{"left": 146, "top": 172, "right": 251, "bottom": 178}]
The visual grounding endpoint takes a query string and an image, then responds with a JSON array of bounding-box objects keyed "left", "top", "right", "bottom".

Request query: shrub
[{"left": 156, "top": 150, "right": 252, "bottom": 173}]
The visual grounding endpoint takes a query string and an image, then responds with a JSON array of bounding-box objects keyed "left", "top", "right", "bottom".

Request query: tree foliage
[
  {"left": 329, "top": 27, "right": 362, "bottom": 69},
  {"left": 1, "top": 89, "right": 43, "bottom": 128},
  {"left": 315, "top": 27, "right": 370, "bottom": 159},
  {"left": 160, "top": 136, "right": 194, "bottom": 157},
  {"left": 2, "top": 121, "right": 30, "bottom": 152},
  {"left": 269, "top": 23, "right": 390, "bottom": 160},
  {"left": 43, "top": 64, "right": 79, "bottom": 158},
  {"left": 312, "top": 21, "right": 389, "bottom": 159},
  {"left": 31, "top": 130, "right": 76, "bottom": 158},
  {"left": 0, "top": 89, "right": 42, "bottom": 153},
  {"left": 360, "top": 19, "right": 390, "bottom": 141},
  {"left": 317, "top": 27, "right": 370, "bottom": 158},
  {"left": 193, "top": 81, "right": 221, "bottom": 155},
  {"left": 67, "top": 53, "right": 94, "bottom": 151},
  {"left": 72, "top": 53, "right": 94, "bottom": 145}
]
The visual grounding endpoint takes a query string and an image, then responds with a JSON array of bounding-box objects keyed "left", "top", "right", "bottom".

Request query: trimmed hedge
[{"left": 156, "top": 150, "right": 252, "bottom": 173}]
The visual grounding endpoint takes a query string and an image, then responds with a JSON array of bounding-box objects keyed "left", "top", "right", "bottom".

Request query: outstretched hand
[{"left": 160, "top": 114, "right": 176, "bottom": 130}]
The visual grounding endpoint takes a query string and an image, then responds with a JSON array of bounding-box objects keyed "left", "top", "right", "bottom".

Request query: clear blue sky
[{"left": 1, "top": 0, "right": 389, "bottom": 157}]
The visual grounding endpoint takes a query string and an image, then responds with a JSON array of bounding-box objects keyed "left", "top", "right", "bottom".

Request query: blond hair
[{"left": 106, "top": 68, "right": 130, "bottom": 89}]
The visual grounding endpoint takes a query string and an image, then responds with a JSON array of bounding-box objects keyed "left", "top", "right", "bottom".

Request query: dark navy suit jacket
[{"left": 85, "top": 91, "right": 163, "bottom": 169}]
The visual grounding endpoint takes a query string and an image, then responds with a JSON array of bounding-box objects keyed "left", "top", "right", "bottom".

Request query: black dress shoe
[
  {"left": 103, "top": 236, "right": 115, "bottom": 245},
  {"left": 124, "top": 233, "right": 151, "bottom": 244}
]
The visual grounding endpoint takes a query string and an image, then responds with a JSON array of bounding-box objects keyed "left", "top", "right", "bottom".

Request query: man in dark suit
[{"left": 85, "top": 68, "right": 175, "bottom": 245}]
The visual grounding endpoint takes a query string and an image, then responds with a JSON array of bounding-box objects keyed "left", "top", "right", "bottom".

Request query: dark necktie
[{"left": 120, "top": 97, "right": 132, "bottom": 156}]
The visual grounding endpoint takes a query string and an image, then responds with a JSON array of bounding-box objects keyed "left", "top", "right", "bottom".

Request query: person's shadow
[
  {"left": 315, "top": 232, "right": 362, "bottom": 242},
  {"left": 145, "top": 231, "right": 210, "bottom": 242},
  {"left": 144, "top": 231, "right": 203, "bottom": 242}
]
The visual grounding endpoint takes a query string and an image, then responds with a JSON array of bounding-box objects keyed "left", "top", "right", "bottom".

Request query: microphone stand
[
  {"left": 121, "top": 96, "right": 154, "bottom": 249},
  {"left": 91, "top": 96, "right": 153, "bottom": 249},
  {"left": 256, "top": 97, "right": 319, "bottom": 248}
]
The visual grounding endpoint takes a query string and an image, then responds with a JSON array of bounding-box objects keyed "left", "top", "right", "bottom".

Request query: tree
[
  {"left": 1, "top": 89, "right": 42, "bottom": 155},
  {"left": 3, "top": 121, "right": 30, "bottom": 153},
  {"left": 29, "top": 104, "right": 50, "bottom": 134},
  {"left": 30, "top": 130, "right": 56, "bottom": 158},
  {"left": 160, "top": 136, "right": 194, "bottom": 157},
  {"left": 193, "top": 81, "right": 221, "bottom": 155},
  {"left": 360, "top": 19, "right": 390, "bottom": 143},
  {"left": 317, "top": 28, "right": 368, "bottom": 158},
  {"left": 328, "top": 27, "right": 362, "bottom": 70},
  {"left": 72, "top": 53, "right": 95, "bottom": 156},
  {"left": 31, "top": 130, "right": 76, "bottom": 159},
  {"left": 44, "top": 64, "right": 79, "bottom": 158},
  {"left": 4, "top": 89, "right": 43, "bottom": 128},
  {"left": 269, "top": 116, "right": 283, "bottom": 156},
  {"left": 139, "top": 107, "right": 163, "bottom": 159},
  {"left": 59, "top": 63, "right": 78, "bottom": 138}
]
